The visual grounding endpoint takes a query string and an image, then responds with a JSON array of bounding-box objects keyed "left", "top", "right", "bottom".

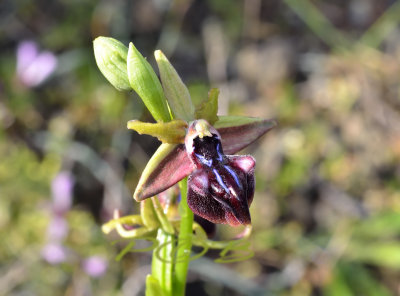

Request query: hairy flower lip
[
  {"left": 185, "top": 121, "right": 256, "bottom": 226},
  {"left": 134, "top": 117, "right": 276, "bottom": 202}
]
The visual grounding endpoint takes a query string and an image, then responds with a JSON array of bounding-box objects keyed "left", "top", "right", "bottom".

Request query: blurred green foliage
[{"left": 1, "top": 0, "right": 400, "bottom": 295}]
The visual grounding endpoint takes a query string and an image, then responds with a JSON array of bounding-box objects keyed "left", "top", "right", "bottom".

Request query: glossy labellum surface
[{"left": 185, "top": 120, "right": 255, "bottom": 226}]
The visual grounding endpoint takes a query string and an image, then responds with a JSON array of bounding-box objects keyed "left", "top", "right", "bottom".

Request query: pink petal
[
  {"left": 226, "top": 155, "right": 255, "bottom": 173},
  {"left": 51, "top": 172, "right": 74, "bottom": 214},
  {"left": 16, "top": 41, "right": 38, "bottom": 74},
  {"left": 20, "top": 51, "right": 57, "bottom": 87}
]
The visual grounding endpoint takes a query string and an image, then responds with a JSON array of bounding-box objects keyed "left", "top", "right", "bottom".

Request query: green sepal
[
  {"left": 155, "top": 50, "right": 195, "bottom": 122},
  {"left": 93, "top": 37, "right": 131, "bottom": 91},
  {"left": 127, "top": 43, "right": 171, "bottom": 122},
  {"left": 145, "top": 275, "right": 166, "bottom": 296},
  {"left": 127, "top": 119, "right": 187, "bottom": 143},
  {"left": 195, "top": 88, "right": 219, "bottom": 125},
  {"left": 140, "top": 199, "right": 160, "bottom": 230}
]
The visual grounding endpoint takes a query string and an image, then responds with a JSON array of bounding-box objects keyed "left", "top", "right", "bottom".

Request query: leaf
[
  {"left": 155, "top": 50, "right": 195, "bottom": 122},
  {"left": 347, "top": 241, "right": 400, "bottom": 268},
  {"left": 352, "top": 211, "right": 400, "bottom": 240},
  {"left": 329, "top": 263, "right": 392, "bottom": 296},
  {"left": 324, "top": 265, "right": 353, "bottom": 296},
  {"left": 127, "top": 42, "right": 171, "bottom": 122}
]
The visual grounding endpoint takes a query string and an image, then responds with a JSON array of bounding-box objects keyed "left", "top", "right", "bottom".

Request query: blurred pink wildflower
[
  {"left": 51, "top": 171, "right": 74, "bottom": 214},
  {"left": 41, "top": 243, "right": 67, "bottom": 265},
  {"left": 46, "top": 216, "right": 69, "bottom": 241},
  {"left": 16, "top": 40, "right": 57, "bottom": 87},
  {"left": 82, "top": 256, "right": 108, "bottom": 278}
]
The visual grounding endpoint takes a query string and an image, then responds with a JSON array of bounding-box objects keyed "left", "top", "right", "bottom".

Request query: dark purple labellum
[{"left": 185, "top": 120, "right": 255, "bottom": 226}]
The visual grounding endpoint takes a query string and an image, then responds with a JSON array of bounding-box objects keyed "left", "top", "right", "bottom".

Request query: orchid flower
[{"left": 94, "top": 37, "right": 276, "bottom": 296}]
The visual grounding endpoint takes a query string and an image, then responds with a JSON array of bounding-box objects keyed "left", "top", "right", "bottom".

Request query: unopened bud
[{"left": 93, "top": 37, "right": 131, "bottom": 91}]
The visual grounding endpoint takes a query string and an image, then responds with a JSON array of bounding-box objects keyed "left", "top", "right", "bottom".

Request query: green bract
[
  {"left": 155, "top": 50, "right": 195, "bottom": 122},
  {"left": 127, "top": 43, "right": 172, "bottom": 122},
  {"left": 93, "top": 37, "right": 131, "bottom": 91},
  {"left": 195, "top": 88, "right": 219, "bottom": 125}
]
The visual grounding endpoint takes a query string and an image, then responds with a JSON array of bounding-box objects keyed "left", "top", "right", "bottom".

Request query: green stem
[
  {"left": 151, "top": 229, "right": 174, "bottom": 296},
  {"left": 173, "top": 177, "right": 193, "bottom": 295}
]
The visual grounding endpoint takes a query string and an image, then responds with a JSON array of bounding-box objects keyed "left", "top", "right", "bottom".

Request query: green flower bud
[
  {"left": 93, "top": 37, "right": 131, "bottom": 91},
  {"left": 155, "top": 50, "right": 195, "bottom": 122},
  {"left": 127, "top": 43, "right": 171, "bottom": 122}
]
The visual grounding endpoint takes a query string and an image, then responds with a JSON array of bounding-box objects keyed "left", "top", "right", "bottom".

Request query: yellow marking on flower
[{"left": 194, "top": 119, "right": 213, "bottom": 139}]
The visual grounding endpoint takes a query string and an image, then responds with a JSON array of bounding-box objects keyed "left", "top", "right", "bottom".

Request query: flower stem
[
  {"left": 151, "top": 229, "right": 174, "bottom": 296},
  {"left": 173, "top": 177, "right": 193, "bottom": 295}
]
